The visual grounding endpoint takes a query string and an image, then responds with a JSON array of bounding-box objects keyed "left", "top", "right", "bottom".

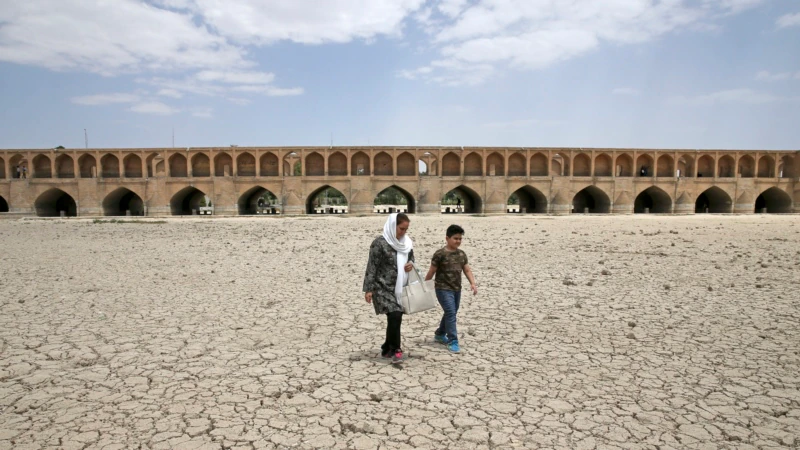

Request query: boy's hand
[
  {"left": 404, "top": 263, "right": 413, "bottom": 272},
  {"left": 471, "top": 284, "right": 478, "bottom": 295},
  {"left": 365, "top": 292, "right": 373, "bottom": 304}
]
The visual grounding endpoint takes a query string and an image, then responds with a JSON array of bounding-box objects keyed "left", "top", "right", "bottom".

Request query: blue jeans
[{"left": 434, "top": 289, "right": 461, "bottom": 342}]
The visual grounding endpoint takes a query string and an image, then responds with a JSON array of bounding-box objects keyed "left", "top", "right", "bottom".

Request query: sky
[{"left": 0, "top": 0, "right": 799, "bottom": 150}]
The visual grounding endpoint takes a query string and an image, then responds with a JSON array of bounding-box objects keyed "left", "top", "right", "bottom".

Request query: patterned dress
[{"left": 363, "top": 236, "right": 415, "bottom": 315}]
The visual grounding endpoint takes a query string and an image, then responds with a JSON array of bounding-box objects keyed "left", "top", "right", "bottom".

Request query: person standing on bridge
[{"left": 363, "top": 213, "right": 414, "bottom": 364}]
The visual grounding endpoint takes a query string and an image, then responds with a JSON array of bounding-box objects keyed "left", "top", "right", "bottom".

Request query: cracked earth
[{"left": 0, "top": 215, "right": 798, "bottom": 449}]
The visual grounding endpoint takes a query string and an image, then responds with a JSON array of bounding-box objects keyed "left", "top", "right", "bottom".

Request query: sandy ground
[{"left": 0, "top": 214, "right": 799, "bottom": 449}]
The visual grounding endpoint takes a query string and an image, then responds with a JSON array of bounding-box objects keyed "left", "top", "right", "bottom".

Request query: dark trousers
[{"left": 382, "top": 312, "right": 403, "bottom": 355}]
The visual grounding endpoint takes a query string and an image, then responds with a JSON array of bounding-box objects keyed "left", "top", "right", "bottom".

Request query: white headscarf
[{"left": 382, "top": 213, "right": 413, "bottom": 302}]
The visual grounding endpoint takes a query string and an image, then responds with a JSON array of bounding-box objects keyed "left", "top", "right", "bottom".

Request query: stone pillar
[
  {"left": 368, "top": 150, "right": 374, "bottom": 176},
  {"left": 323, "top": 151, "right": 328, "bottom": 176},
  {"left": 255, "top": 150, "right": 261, "bottom": 177},
  {"left": 278, "top": 153, "right": 284, "bottom": 177},
  {"left": 118, "top": 151, "right": 124, "bottom": 178},
  {"left": 590, "top": 150, "right": 595, "bottom": 177},
  {"left": 72, "top": 153, "right": 80, "bottom": 179},
  {"left": 232, "top": 152, "right": 238, "bottom": 176},
  {"left": 187, "top": 154, "right": 193, "bottom": 178},
  {"left": 525, "top": 149, "right": 531, "bottom": 177}
]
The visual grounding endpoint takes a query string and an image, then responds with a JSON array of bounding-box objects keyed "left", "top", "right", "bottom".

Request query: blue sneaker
[
  {"left": 434, "top": 334, "right": 449, "bottom": 345},
  {"left": 447, "top": 340, "right": 460, "bottom": 353}
]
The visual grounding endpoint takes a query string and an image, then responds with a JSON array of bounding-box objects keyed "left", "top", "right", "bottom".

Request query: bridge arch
[
  {"left": 238, "top": 186, "right": 279, "bottom": 215},
  {"left": 397, "top": 152, "right": 415, "bottom": 176},
  {"left": 374, "top": 185, "right": 415, "bottom": 213},
  {"left": 634, "top": 186, "right": 672, "bottom": 213},
  {"left": 170, "top": 186, "right": 207, "bottom": 215},
  {"left": 191, "top": 153, "right": 211, "bottom": 177},
  {"left": 695, "top": 186, "right": 732, "bottom": 213},
  {"left": 572, "top": 186, "right": 610, "bottom": 213},
  {"left": 755, "top": 187, "right": 792, "bottom": 213},
  {"left": 757, "top": 155, "right": 774, "bottom": 178},
  {"left": 0, "top": 157, "right": 4, "bottom": 179},
  {"left": 306, "top": 185, "right": 348, "bottom": 214},
  {"left": 573, "top": 153, "right": 591, "bottom": 176},
  {"left": 552, "top": 152, "right": 569, "bottom": 176},
  {"left": 103, "top": 187, "right": 144, "bottom": 216},
  {"left": 260, "top": 152, "right": 279, "bottom": 176},
  {"left": 697, "top": 154, "right": 714, "bottom": 177},
  {"left": 530, "top": 152, "right": 548, "bottom": 176},
  {"left": 33, "top": 154, "right": 52, "bottom": 178},
  {"left": 35, "top": 188, "right": 77, "bottom": 217},
  {"left": 101, "top": 154, "right": 120, "bottom": 178},
  {"left": 442, "top": 152, "right": 460, "bottom": 176},
  {"left": 738, "top": 155, "right": 755, "bottom": 178},
  {"left": 124, "top": 154, "right": 143, "bottom": 178},
  {"left": 718, "top": 155, "right": 734, "bottom": 178},
  {"left": 657, "top": 155, "right": 674, "bottom": 177},
  {"left": 508, "top": 152, "right": 525, "bottom": 176},
  {"left": 351, "top": 151, "right": 370, "bottom": 176},
  {"left": 328, "top": 151, "right": 347, "bottom": 176},
  {"left": 442, "top": 185, "right": 483, "bottom": 213},
  {"left": 779, "top": 155, "right": 795, "bottom": 178},
  {"left": 169, "top": 154, "right": 187, "bottom": 177},
  {"left": 594, "top": 153, "right": 612, "bottom": 176},
  {"left": 306, "top": 151, "right": 324, "bottom": 176},
  {"left": 677, "top": 154, "right": 694, "bottom": 177},
  {"left": 487, "top": 152, "right": 504, "bottom": 176},
  {"left": 55, "top": 154, "right": 74, "bottom": 178},
  {"left": 508, "top": 186, "right": 547, "bottom": 213},
  {"left": 464, "top": 152, "right": 482, "bottom": 176},
  {"left": 9, "top": 154, "right": 26, "bottom": 179},
  {"left": 615, "top": 153, "right": 633, "bottom": 177},
  {"left": 0, "top": 195, "right": 8, "bottom": 212},
  {"left": 374, "top": 152, "right": 393, "bottom": 176},
  {"left": 215, "top": 152, "right": 233, "bottom": 176},
  {"left": 237, "top": 152, "right": 256, "bottom": 176},
  {"left": 79, "top": 154, "right": 96, "bottom": 178},
  {"left": 636, "top": 154, "right": 653, "bottom": 177}
]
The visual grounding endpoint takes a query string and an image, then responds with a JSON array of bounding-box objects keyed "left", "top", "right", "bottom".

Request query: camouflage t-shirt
[{"left": 431, "top": 247, "right": 469, "bottom": 291}]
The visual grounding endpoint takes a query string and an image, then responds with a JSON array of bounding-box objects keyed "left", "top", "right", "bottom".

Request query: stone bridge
[{"left": 0, "top": 147, "right": 798, "bottom": 217}]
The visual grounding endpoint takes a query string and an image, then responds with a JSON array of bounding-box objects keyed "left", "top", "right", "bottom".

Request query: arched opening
[
  {"left": 0, "top": 195, "right": 8, "bottom": 212},
  {"left": 441, "top": 185, "right": 483, "bottom": 214},
  {"left": 695, "top": 187, "right": 732, "bottom": 213},
  {"left": 79, "top": 154, "right": 96, "bottom": 178},
  {"left": 634, "top": 187, "right": 672, "bottom": 213},
  {"left": 507, "top": 186, "right": 547, "bottom": 214},
  {"left": 55, "top": 154, "right": 74, "bottom": 178},
  {"left": 636, "top": 154, "right": 653, "bottom": 177},
  {"left": 757, "top": 155, "right": 774, "bottom": 178},
  {"left": 103, "top": 188, "right": 144, "bottom": 216},
  {"left": 9, "top": 155, "right": 27, "bottom": 179},
  {"left": 169, "top": 154, "right": 187, "bottom": 177},
  {"left": 170, "top": 187, "right": 207, "bottom": 215},
  {"left": 35, "top": 188, "right": 77, "bottom": 217},
  {"left": 487, "top": 152, "right": 504, "bottom": 176},
  {"left": 374, "top": 186, "right": 415, "bottom": 214},
  {"left": 306, "top": 186, "right": 348, "bottom": 214},
  {"left": 305, "top": 152, "right": 324, "bottom": 176},
  {"left": 237, "top": 152, "right": 256, "bottom": 176},
  {"left": 615, "top": 154, "right": 633, "bottom": 177},
  {"left": 419, "top": 160, "right": 429, "bottom": 175},
  {"left": 508, "top": 153, "right": 525, "bottom": 176},
  {"left": 0, "top": 157, "right": 5, "bottom": 179},
  {"left": 552, "top": 153, "right": 569, "bottom": 176},
  {"left": 779, "top": 155, "right": 795, "bottom": 178},
  {"left": 215, "top": 153, "right": 233, "bottom": 177},
  {"left": 260, "top": 152, "right": 279, "bottom": 176},
  {"left": 697, "top": 155, "right": 714, "bottom": 178},
  {"left": 464, "top": 153, "right": 482, "bottom": 176},
  {"left": 594, "top": 154, "right": 612, "bottom": 176},
  {"left": 33, "top": 155, "right": 52, "bottom": 178},
  {"left": 530, "top": 153, "right": 548, "bottom": 176},
  {"left": 191, "top": 153, "right": 210, "bottom": 177},
  {"left": 100, "top": 154, "right": 120, "bottom": 178},
  {"left": 397, "top": 152, "right": 415, "bottom": 176},
  {"left": 374, "top": 152, "right": 393, "bottom": 176},
  {"left": 238, "top": 186, "right": 280, "bottom": 215},
  {"left": 419, "top": 152, "right": 437, "bottom": 176},
  {"left": 755, "top": 187, "right": 792, "bottom": 213},
  {"left": 738, "top": 155, "right": 755, "bottom": 178},
  {"left": 351, "top": 151, "right": 370, "bottom": 176},
  {"left": 442, "top": 152, "right": 460, "bottom": 176},
  {"left": 328, "top": 152, "right": 347, "bottom": 176},
  {"left": 124, "top": 154, "right": 143, "bottom": 178},
  {"left": 677, "top": 155, "right": 694, "bottom": 178},
  {"left": 282, "top": 152, "right": 299, "bottom": 177},
  {"left": 657, "top": 155, "right": 674, "bottom": 177},
  {"left": 145, "top": 153, "right": 161, "bottom": 178},
  {"left": 572, "top": 154, "right": 591, "bottom": 176},
  {"left": 572, "top": 186, "right": 610, "bottom": 213},
  {"left": 718, "top": 155, "right": 734, "bottom": 178}
]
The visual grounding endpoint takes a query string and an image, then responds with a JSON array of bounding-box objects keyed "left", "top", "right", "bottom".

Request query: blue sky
[{"left": 0, "top": 0, "right": 798, "bottom": 150}]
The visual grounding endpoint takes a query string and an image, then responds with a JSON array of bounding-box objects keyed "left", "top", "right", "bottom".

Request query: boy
[{"left": 424, "top": 224, "right": 477, "bottom": 353}]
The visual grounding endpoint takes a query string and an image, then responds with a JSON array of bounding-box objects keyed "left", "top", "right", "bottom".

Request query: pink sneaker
[{"left": 392, "top": 349, "right": 405, "bottom": 364}]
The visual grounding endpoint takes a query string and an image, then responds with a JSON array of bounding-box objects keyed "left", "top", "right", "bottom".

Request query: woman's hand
[
  {"left": 404, "top": 263, "right": 413, "bottom": 272},
  {"left": 365, "top": 292, "right": 373, "bottom": 304},
  {"left": 470, "top": 284, "right": 478, "bottom": 296}
]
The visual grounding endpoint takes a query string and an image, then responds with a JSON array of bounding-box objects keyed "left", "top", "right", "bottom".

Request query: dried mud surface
[{"left": 1, "top": 215, "right": 799, "bottom": 449}]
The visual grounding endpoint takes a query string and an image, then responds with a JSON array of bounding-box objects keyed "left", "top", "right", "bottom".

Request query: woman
[{"left": 363, "top": 213, "right": 414, "bottom": 364}]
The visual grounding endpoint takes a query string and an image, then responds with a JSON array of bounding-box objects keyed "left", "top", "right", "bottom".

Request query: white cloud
[
  {"left": 71, "top": 93, "right": 140, "bottom": 105},
  {"left": 129, "top": 101, "right": 180, "bottom": 115},
  {"left": 157, "top": 89, "right": 184, "bottom": 99},
  {"left": 612, "top": 87, "right": 640, "bottom": 96},
  {"left": 776, "top": 12, "right": 800, "bottom": 28},
  {"left": 668, "top": 88, "right": 792, "bottom": 106},
  {"left": 755, "top": 70, "right": 792, "bottom": 81},
  {"left": 195, "top": 70, "right": 275, "bottom": 85},
  {"left": 191, "top": 107, "right": 213, "bottom": 118},
  {"left": 405, "top": 0, "right": 767, "bottom": 85}
]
